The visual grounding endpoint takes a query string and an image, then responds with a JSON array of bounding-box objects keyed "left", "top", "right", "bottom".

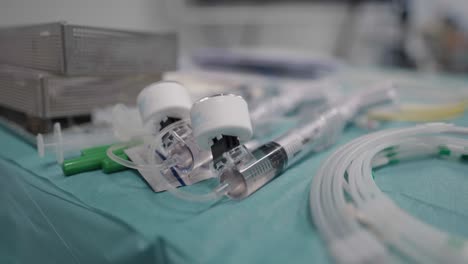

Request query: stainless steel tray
[
  {"left": 0, "top": 22, "right": 177, "bottom": 76},
  {"left": 0, "top": 65, "right": 160, "bottom": 118}
]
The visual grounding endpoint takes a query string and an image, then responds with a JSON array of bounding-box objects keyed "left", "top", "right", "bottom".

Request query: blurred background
[
  {"left": 2, "top": 0, "right": 468, "bottom": 72},
  {"left": 1, "top": 0, "right": 468, "bottom": 137}
]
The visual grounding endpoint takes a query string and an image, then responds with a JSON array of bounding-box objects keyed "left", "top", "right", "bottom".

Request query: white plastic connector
[
  {"left": 137, "top": 81, "right": 192, "bottom": 130},
  {"left": 190, "top": 94, "right": 253, "bottom": 150},
  {"left": 36, "top": 123, "right": 64, "bottom": 164}
]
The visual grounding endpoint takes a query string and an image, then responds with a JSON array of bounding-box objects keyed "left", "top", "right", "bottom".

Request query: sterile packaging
[{"left": 125, "top": 145, "right": 213, "bottom": 192}]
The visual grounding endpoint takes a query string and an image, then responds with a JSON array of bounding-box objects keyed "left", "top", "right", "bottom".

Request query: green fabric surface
[{"left": 1, "top": 103, "right": 468, "bottom": 263}]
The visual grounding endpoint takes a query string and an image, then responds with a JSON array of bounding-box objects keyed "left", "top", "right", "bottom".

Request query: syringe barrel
[
  {"left": 276, "top": 107, "right": 347, "bottom": 165},
  {"left": 220, "top": 84, "right": 396, "bottom": 199},
  {"left": 221, "top": 142, "right": 288, "bottom": 199},
  {"left": 221, "top": 107, "right": 347, "bottom": 199}
]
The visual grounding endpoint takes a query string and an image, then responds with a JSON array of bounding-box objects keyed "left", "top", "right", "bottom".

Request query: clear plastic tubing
[
  {"left": 309, "top": 123, "right": 468, "bottom": 264},
  {"left": 248, "top": 80, "right": 339, "bottom": 121},
  {"left": 218, "top": 84, "right": 396, "bottom": 199}
]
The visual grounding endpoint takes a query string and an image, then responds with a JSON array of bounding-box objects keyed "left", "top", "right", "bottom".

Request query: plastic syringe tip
[
  {"left": 36, "top": 123, "right": 65, "bottom": 164},
  {"left": 37, "top": 134, "right": 45, "bottom": 157}
]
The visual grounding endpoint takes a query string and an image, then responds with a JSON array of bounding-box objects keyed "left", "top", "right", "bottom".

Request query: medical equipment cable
[{"left": 309, "top": 123, "right": 468, "bottom": 263}]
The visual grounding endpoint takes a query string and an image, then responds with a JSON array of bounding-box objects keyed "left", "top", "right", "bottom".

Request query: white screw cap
[
  {"left": 191, "top": 94, "right": 253, "bottom": 150},
  {"left": 137, "top": 81, "right": 192, "bottom": 130}
]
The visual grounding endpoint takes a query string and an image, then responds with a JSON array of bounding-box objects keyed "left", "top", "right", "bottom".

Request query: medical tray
[
  {"left": 0, "top": 22, "right": 177, "bottom": 76},
  {"left": 0, "top": 65, "right": 160, "bottom": 119}
]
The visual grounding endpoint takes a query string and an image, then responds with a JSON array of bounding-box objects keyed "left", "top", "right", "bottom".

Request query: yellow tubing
[{"left": 369, "top": 100, "right": 468, "bottom": 122}]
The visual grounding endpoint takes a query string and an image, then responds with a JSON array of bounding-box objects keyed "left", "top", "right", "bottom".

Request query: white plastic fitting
[
  {"left": 37, "top": 123, "right": 64, "bottom": 163},
  {"left": 190, "top": 94, "right": 253, "bottom": 150},
  {"left": 137, "top": 81, "right": 192, "bottom": 130},
  {"left": 37, "top": 122, "right": 117, "bottom": 164}
]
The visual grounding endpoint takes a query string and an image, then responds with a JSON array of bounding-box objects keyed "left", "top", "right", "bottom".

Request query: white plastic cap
[
  {"left": 191, "top": 94, "right": 253, "bottom": 150},
  {"left": 137, "top": 81, "right": 192, "bottom": 130}
]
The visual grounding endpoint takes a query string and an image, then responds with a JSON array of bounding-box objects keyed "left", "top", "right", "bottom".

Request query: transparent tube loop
[
  {"left": 106, "top": 141, "right": 162, "bottom": 171},
  {"left": 309, "top": 123, "right": 468, "bottom": 263}
]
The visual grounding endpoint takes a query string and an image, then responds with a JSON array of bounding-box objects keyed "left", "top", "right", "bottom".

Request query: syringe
[
  {"left": 37, "top": 122, "right": 117, "bottom": 164},
  {"left": 215, "top": 84, "right": 397, "bottom": 199}
]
